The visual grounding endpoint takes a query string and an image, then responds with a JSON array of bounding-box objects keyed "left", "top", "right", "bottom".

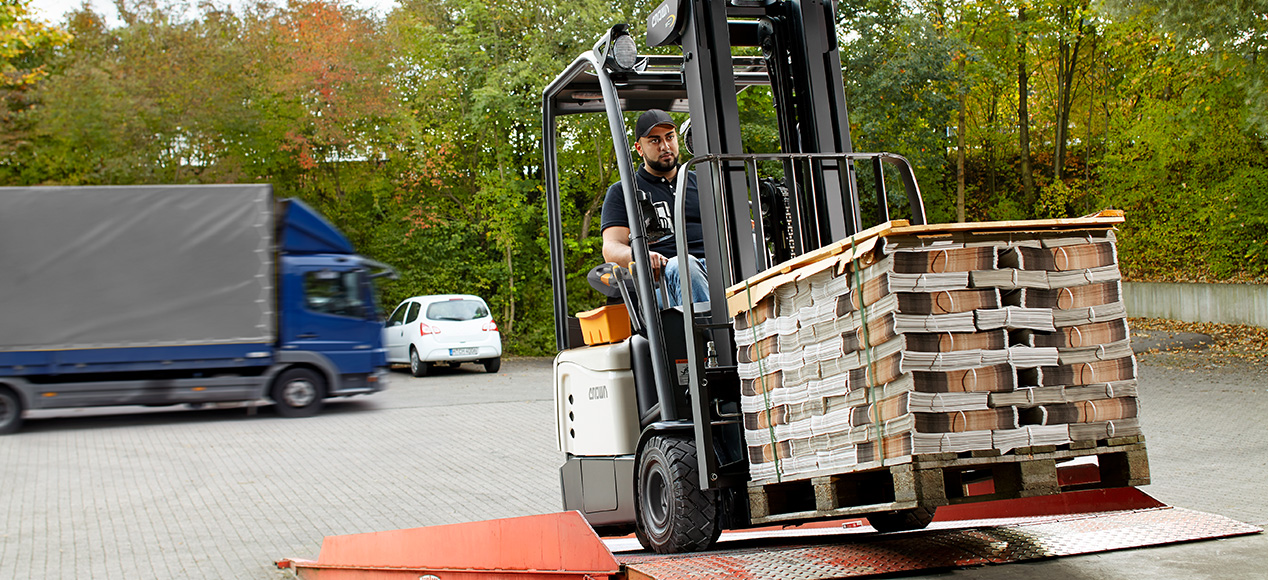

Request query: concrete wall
[{"left": 1122, "top": 282, "right": 1268, "bottom": 327}]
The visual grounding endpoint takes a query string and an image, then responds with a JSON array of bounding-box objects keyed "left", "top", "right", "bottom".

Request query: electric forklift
[{"left": 543, "top": 0, "right": 927, "bottom": 553}]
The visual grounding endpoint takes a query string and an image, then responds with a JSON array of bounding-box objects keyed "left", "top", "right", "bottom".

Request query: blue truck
[{"left": 0, "top": 184, "right": 394, "bottom": 434}]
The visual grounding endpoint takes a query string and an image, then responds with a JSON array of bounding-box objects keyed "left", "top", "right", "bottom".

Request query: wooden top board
[{"left": 724, "top": 210, "right": 1126, "bottom": 317}]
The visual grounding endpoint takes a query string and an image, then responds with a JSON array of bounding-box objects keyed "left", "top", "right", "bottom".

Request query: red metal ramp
[
  {"left": 277, "top": 511, "right": 622, "bottom": 580},
  {"left": 277, "top": 490, "right": 1261, "bottom": 580},
  {"left": 615, "top": 506, "right": 1260, "bottom": 580}
]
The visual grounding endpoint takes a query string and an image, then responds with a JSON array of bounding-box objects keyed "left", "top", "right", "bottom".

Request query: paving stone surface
[
  {"left": 1, "top": 359, "right": 563, "bottom": 579},
  {"left": 0, "top": 353, "right": 1264, "bottom": 579}
]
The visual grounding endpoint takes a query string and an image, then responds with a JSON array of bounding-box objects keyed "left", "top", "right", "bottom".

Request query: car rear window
[{"left": 425, "top": 299, "right": 489, "bottom": 322}]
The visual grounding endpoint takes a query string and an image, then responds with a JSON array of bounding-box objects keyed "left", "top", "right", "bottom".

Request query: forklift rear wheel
[
  {"left": 271, "top": 368, "right": 325, "bottom": 418},
  {"left": 635, "top": 434, "right": 718, "bottom": 553},
  {"left": 866, "top": 507, "right": 936, "bottom": 533},
  {"left": 0, "top": 387, "right": 24, "bottom": 435},
  {"left": 410, "top": 348, "right": 430, "bottom": 377},
  {"left": 483, "top": 357, "right": 501, "bottom": 373}
]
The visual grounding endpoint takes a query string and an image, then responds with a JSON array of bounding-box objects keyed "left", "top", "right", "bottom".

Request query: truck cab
[{"left": 276, "top": 199, "right": 392, "bottom": 397}]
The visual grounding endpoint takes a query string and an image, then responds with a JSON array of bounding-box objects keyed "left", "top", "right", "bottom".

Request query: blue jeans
[{"left": 661, "top": 255, "right": 709, "bottom": 308}]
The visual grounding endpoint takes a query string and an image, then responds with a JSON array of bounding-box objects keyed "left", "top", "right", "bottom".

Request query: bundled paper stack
[{"left": 730, "top": 215, "right": 1142, "bottom": 484}]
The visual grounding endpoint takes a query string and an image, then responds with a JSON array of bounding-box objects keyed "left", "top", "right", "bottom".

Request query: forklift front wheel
[
  {"left": 635, "top": 434, "right": 718, "bottom": 553},
  {"left": 866, "top": 506, "right": 936, "bottom": 533},
  {"left": 271, "top": 368, "right": 326, "bottom": 418}
]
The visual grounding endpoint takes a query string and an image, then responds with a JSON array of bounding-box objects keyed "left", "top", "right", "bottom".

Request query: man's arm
[{"left": 602, "top": 226, "right": 668, "bottom": 271}]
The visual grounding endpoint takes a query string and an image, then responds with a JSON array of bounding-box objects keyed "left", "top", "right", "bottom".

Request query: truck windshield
[{"left": 304, "top": 270, "right": 368, "bottom": 319}]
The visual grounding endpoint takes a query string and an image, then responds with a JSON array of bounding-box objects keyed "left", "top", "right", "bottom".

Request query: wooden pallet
[{"left": 747, "top": 435, "right": 1150, "bottom": 525}]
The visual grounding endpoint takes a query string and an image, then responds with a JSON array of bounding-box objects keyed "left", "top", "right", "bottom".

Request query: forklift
[{"left": 543, "top": 0, "right": 929, "bottom": 553}]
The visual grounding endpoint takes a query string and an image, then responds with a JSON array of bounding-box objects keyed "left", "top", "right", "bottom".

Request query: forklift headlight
[
  {"left": 594, "top": 24, "right": 646, "bottom": 76},
  {"left": 612, "top": 33, "right": 637, "bottom": 70}
]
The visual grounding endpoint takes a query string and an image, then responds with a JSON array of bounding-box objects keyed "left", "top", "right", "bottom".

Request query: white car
[{"left": 383, "top": 295, "right": 503, "bottom": 376}]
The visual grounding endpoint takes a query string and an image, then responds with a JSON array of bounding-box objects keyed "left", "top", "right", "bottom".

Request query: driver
[{"left": 600, "top": 109, "right": 708, "bottom": 307}]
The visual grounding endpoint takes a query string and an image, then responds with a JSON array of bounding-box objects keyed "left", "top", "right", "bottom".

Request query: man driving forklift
[{"left": 600, "top": 109, "right": 709, "bottom": 307}]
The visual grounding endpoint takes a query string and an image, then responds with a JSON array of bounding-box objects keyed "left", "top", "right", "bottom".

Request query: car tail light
[
  {"left": 483, "top": 320, "right": 499, "bottom": 332},
  {"left": 419, "top": 322, "right": 441, "bottom": 335}
]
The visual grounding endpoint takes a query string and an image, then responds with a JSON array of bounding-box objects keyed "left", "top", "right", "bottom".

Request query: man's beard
[{"left": 644, "top": 155, "right": 678, "bottom": 174}]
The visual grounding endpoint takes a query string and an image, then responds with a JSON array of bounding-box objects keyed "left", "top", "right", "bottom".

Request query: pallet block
[{"left": 748, "top": 437, "right": 1149, "bottom": 525}]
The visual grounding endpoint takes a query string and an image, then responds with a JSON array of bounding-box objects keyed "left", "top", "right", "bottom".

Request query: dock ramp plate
[
  {"left": 279, "top": 491, "right": 1260, "bottom": 580},
  {"left": 616, "top": 506, "right": 1260, "bottom": 580}
]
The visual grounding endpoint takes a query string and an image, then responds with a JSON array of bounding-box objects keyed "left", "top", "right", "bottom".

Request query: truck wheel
[
  {"left": 0, "top": 387, "right": 24, "bottom": 435},
  {"left": 483, "top": 357, "right": 501, "bottom": 373},
  {"left": 867, "top": 506, "right": 936, "bottom": 533},
  {"left": 271, "top": 368, "right": 325, "bottom": 418},
  {"left": 635, "top": 434, "right": 718, "bottom": 553}
]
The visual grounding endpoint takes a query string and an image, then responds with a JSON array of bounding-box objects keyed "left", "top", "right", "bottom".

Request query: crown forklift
[{"left": 543, "top": 0, "right": 929, "bottom": 553}]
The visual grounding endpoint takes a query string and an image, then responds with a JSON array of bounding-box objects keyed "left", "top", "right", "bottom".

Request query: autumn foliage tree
[
  {"left": 0, "top": 0, "right": 71, "bottom": 172},
  {"left": 2, "top": 0, "right": 1266, "bottom": 354}
]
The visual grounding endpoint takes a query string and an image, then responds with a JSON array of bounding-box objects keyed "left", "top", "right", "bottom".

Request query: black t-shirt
[{"left": 600, "top": 166, "right": 706, "bottom": 259}]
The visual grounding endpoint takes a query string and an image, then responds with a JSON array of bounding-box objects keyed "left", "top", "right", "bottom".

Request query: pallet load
[{"left": 728, "top": 213, "right": 1147, "bottom": 511}]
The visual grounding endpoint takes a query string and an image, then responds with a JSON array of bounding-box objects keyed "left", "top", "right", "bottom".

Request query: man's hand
[
  {"left": 645, "top": 251, "right": 668, "bottom": 280},
  {"left": 645, "top": 251, "right": 669, "bottom": 271},
  {"left": 603, "top": 225, "right": 667, "bottom": 279}
]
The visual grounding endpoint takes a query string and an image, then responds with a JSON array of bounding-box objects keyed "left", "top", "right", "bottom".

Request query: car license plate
[{"left": 450, "top": 347, "right": 478, "bottom": 356}]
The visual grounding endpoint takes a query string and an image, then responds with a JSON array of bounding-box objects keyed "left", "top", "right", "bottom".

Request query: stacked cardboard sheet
[{"left": 729, "top": 216, "right": 1142, "bottom": 484}]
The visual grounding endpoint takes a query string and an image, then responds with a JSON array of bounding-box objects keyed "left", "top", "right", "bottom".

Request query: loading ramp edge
[{"left": 277, "top": 491, "right": 1262, "bottom": 580}]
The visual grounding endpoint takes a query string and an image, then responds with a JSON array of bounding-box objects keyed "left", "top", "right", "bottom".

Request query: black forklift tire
[
  {"left": 410, "top": 348, "right": 430, "bottom": 377},
  {"left": 866, "top": 506, "right": 936, "bottom": 533},
  {"left": 635, "top": 434, "right": 718, "bottom": 553},
  {"left": 483, "top": 357, "right": 501, "bottom": 373},
  {"left": 271, "top": 368, "right": 326, "bottom": 418},
  {"left": 0, "top": 387, "right": 24, "bottom": 435}
]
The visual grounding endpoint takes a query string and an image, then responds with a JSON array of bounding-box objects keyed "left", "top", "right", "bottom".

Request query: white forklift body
[{"left": 555, "top": 342, "right": 640, "bottom": 457}]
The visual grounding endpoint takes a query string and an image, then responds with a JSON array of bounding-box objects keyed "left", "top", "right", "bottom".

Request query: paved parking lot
[
  {"left": 0, "top": 353, "right": 1264, "bottom": 579},
  {"left": 0, "top": 359, "right": 564, "bottom": 579}
]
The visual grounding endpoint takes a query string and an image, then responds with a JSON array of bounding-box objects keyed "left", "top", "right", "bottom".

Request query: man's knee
[{"left": 660, "top": 256, "right": 709, "bottom": 307}]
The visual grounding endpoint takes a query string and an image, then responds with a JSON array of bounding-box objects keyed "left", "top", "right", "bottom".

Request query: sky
[{"left": 31, "top": 0, "right": 400, "bottom": 26}]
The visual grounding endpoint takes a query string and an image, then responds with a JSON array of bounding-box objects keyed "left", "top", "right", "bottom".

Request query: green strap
[
  {"left": 850, "top": 237, "right": 886, "bottom": 462},
  {"left": 744, "top": 281, "right": 781, "bottom": 482}
]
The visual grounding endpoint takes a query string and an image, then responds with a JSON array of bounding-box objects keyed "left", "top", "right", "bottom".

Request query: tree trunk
[
  {"left": 580, "top": 195, "right": 604, "bottom": 240},
  {"left": 1017, "top": 5, "right": 1036, "bottom": 208},
  {"left": 957, "top": 56, "right": 967, "bottom": 223},
  {"left": 987, "top": 93, "right": 998, "bottom": 202},
  {"left": 504, "top": 245, "right": 515, "bottom": 337},
  {"left": 579, "top": 133, "right": 614, "bottom": 239},
  {"left": 1055, "top": 9, "right": 1085, "bottom": 183}
]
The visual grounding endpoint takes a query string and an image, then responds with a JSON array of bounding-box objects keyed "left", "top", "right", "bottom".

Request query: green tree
[
  {"left": 10, "top": 0, "right": 1268, "bottom": 349},
  {"left": 0, "top": 0, "right": 71, "bottom": 174},
  {"left": 839, "top": 0, "right": 958, "bottom": 223},
  {"left": 1102, "top": 0, "right": 1268, "bottom": 135},
  {"left": 382, "top": 0, "right": 639, "bottom": 352}
]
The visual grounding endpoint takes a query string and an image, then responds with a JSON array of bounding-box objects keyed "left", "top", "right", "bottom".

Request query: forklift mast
[
  {"left": 669, "top": 0, "right": 862, "bottom": 292},
  {"left": 652, "top": 0, "right": 926, "bottom": 491}
]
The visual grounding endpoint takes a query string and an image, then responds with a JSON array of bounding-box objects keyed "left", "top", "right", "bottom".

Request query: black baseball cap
[{"left": 635, "top": 109, "right": 676, "bottom": 139}]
